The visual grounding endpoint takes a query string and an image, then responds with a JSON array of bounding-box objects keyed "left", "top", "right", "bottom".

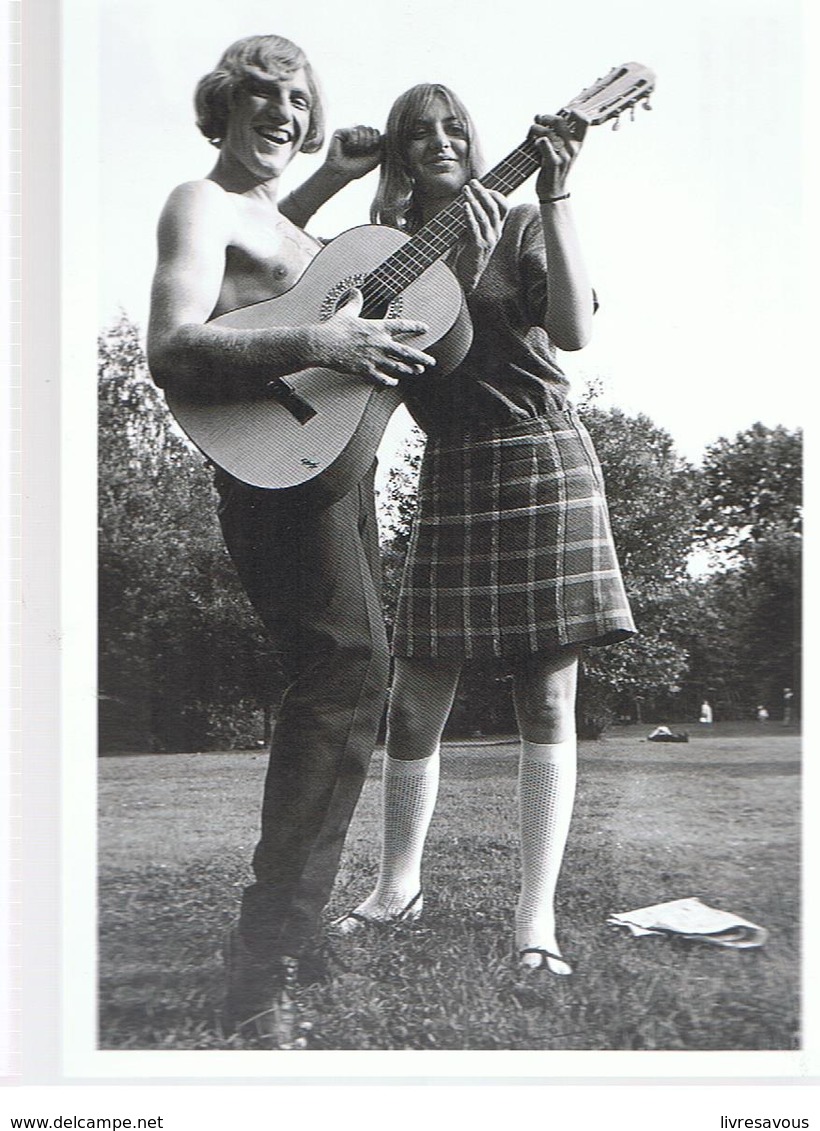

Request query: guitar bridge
[{"left": 266, "top": 378, "right": 317, "bottom": 424}]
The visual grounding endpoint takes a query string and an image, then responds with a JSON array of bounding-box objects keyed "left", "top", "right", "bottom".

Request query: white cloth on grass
[{"left": 607, "top": 896, "right": 767, "bottom": 949}]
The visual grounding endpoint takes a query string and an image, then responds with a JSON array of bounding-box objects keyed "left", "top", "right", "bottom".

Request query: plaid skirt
[{"left": 392, "top": 406, "right": 636, "bottom": 660}]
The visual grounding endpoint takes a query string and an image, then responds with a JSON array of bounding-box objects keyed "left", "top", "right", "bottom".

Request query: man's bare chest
[{"left": 214, "top": 209, "right": 321, "bottom": 316}]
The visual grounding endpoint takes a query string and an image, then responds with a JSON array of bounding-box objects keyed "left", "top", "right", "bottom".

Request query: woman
[{"left": 333, "top": 84, "right": 636, "bottom": 975}]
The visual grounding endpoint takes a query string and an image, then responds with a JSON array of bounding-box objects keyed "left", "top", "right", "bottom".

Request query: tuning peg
[
  {"left": 612, "top": 112, "right": 621, "bottom": 131},
  {"left": 643, "top": 95, "right": 653, "bottom": 110}
]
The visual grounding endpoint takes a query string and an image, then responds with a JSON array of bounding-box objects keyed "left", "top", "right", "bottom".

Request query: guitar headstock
[{"left": 561, "top": 62, "right": 656, "bottom": 131}]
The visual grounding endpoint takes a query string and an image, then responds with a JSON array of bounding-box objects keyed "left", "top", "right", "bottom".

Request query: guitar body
[{"left": 165, "top": 224, "right": 472, "bottom": 500}]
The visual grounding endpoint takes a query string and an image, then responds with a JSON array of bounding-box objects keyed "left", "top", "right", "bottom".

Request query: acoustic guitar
[{"left": 165, "top": 62, "right": 655, "bottom": 500}]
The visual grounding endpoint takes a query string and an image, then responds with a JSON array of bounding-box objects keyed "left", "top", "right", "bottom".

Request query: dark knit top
[{"left": 401, "top": 203, "right": 577, "bottom": 438}]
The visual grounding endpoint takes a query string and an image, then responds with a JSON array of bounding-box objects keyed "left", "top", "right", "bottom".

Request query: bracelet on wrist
[{"left": 539, "top": 192, "right": 571, "bottom": 204}]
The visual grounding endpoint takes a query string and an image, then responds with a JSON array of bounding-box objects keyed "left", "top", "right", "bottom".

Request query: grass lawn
[{"left": 98, "top": 722, "right": 801, "bottom": 1051}]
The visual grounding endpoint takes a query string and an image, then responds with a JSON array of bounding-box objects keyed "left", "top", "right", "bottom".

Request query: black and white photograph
[{"left": 8, "top": 0, "right": 818, "bottom": 1115}]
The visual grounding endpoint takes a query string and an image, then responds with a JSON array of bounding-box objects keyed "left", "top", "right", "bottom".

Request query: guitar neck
[
  {"left": 359, "top": 60, "right": 656, "bottom": 315},
  {"left": 360, "top": 112, "right": 585, "bottom": 316},
  {"left": 361, "top": 137, "right": 540, "bottom": 314},
  {"left": 411, "top": 135, "right": 547, "bottom": 247}
]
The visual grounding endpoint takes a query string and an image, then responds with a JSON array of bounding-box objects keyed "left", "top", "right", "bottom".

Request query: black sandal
[
  {"left": 517, "top": 946, "right": 573, "bottom": 976},
  {"left": 333, "top": 891, "right": 423, "bottom": 933}
]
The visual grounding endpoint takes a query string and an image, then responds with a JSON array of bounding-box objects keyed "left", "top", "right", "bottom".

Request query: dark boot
[{"left": 222, "top": 929, "right": 301, "bottom": 1047}]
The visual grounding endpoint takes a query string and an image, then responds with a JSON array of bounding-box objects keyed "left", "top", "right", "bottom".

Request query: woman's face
[{"left": 403, "top": 94, "right": 470, "bottom": 200}]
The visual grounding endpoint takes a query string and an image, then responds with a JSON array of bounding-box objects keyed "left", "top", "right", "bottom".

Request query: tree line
[{"left": 99, "top": 316, "right": 801, "bottom": 751}]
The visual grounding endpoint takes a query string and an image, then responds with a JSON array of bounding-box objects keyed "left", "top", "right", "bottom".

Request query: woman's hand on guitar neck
[
  {"left": 530, "top": 113, "right": 586, "bottom": 201},
  {"left": 309, "top": 288, "right": 437, "bottom": 387}
]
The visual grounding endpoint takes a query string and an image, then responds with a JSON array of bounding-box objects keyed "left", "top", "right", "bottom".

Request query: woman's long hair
[{"left": 371, "top": 84, "right": 484, "bottom": 233}]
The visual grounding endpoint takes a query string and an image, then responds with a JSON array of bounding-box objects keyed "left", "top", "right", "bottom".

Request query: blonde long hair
[{"left": 371, "top": 84, "right": 484, "bottom": 233}]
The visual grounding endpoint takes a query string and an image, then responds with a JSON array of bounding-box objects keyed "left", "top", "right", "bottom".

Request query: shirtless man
[{"left": 147, "top": 34, "right": 436, "bottom": 1043}]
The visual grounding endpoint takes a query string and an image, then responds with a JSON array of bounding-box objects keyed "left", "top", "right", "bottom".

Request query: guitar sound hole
[
  {"left": 367, "top": 298, "right": 391, "bottom": 319},
  {"left": 365, "top": 295, "right": 403, "bottom": 320},
  {"left": 320, "top": 277, "right": 403, "bottom": 322},
  {"left": 320, "top": 276, "right": 367, "bottom": 321}
]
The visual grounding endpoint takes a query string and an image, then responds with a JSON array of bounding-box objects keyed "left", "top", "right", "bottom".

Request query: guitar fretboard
[{"left": 360, "top": 136, "right": 542, "bottom": 315}]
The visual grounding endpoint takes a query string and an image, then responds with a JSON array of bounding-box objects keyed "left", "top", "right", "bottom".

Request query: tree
[
  {"left": 689, "top": 424, "right": 802, "bottom": 718},
  {"left": 677, "top": 532, "right": 801, "bottom": 721},
  {"left": 376, "top": 426, "right": 425, "bottom": 639},
  {"left": 98, "top": 315, "right": 283, "bottom": 751},
  {"left": 697, "top": 423, "right": 802, "bottom": 557}
]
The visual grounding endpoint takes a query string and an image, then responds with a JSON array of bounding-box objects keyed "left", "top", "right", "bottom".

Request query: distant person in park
[
  {"left": 782, "top": 688, "right": 794, "bottom": 726},
  {"left": 323, "top": 83, "right": 637, "bottom": 976},
  {"left": 699, "top": 700, "right": 713, "bottom": 725},
  {"left": 146, "top": 35, "right": 437, "bottom": 1041},
  {"left": 756, "top": 705, "right": 770, "bottom": 723}
]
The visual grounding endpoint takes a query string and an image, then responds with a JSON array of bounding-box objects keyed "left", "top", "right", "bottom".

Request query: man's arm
[
  {"left": 280, "top": 126, "right": 382, "bottom": 229},
  {"left": 147, "top": 179, "right": 435, "bottom": 399},
  {"left": 147, "top": 180, "right": 319, "bottom": 397}
]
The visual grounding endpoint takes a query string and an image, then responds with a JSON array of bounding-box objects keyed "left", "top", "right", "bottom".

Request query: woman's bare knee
[
  {"left": 387, "top": 658, "right": 461, "bottom": 759},
  {"left": 513, "top": 649, "right": 580, "bottom": 743}
]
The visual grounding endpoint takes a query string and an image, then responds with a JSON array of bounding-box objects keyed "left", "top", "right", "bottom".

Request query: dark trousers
[{"left": 216, "top": 467, "right": 389, "bottom": 958}]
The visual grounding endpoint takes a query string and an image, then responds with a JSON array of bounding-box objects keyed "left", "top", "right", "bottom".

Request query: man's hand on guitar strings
[{"left": 312, "top": 288, "right": 436, "bottom": 387}]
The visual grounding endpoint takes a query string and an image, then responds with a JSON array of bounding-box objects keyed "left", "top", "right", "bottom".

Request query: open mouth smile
[{"left": 256, "top": 126, "right": 294, "bottom": 146}]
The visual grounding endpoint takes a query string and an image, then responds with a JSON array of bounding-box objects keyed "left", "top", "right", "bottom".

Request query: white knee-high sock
[
  {"left": 516, "top": 738, "right": 577, "bottom": 966},
  {"left": 355, "top": 750, "right": 440, "bottom": 918}
]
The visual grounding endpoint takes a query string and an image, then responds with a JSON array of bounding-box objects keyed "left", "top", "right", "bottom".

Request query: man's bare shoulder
[
  {"left": 156, "top": 178, "right": 238, "bottom": 258},
  {"left": 156, "top": 176, "right": 238, "bottom": 236},
  {"left": 161, "top": 178, "right": 234, "bottom": 221}
]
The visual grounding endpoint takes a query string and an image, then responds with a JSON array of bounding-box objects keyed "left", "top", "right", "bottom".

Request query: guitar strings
[{"left": 361, "top": 142, "right": 540, "bottom": 315}]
